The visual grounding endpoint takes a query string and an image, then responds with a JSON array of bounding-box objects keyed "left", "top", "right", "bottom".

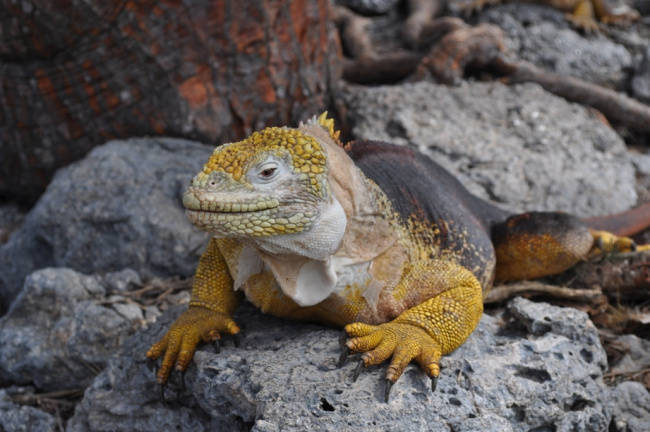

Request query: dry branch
[
  {"left": 484, "top": 281, "right": 603, "bottom": 304},
  {"left": 402, "top": 0, "right": 446, "bottom": 48},
  {"left": 556, "top": 251, "right": 650, "bottom": 301},
  {"left": 342, "top": 53, "right": 424, "bottom": 84},
  {"left": 415, "top": 21, "right": 507, "bottom": 84},
  {"left": 333, "top": 5, "right": 375, "bottom": 59},
  {"left": 486, "top": 251, "right": 650, "bottom": 305}
]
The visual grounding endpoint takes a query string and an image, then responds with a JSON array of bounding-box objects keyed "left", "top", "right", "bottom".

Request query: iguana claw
[
  {"left": 339, "top": 330, "right": 348, "bottom": 348},
  {"left": 146, "top": 358, "right": 158, "bottom": 373},
  {"left": 213, "top": 338, "right": 221, "bottom": 354},
  {"left": 431, "top": 375, "right": 438, "bottom": 392},
  {"left": 343, "top": 321, "right": 443, "bottom": 393},
  {"left": 158, "top": 383, "right": 166, "bottom": 403},
  {"left": 353, "top": 359, "right": 364, "bottom": 382},
  {"left": 146, "top": 306, "right": 241, "bottom": 389},
  {"left": 176, "top": 370, "right": 186, "bottom": 392},
  {"left": 384, "top": 379, "right": 393, "bottom": 403},
  {"left": 338, "top": 347, "right": 349, "bottom": 368}
]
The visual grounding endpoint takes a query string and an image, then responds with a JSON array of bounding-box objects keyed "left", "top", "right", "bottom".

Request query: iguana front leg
[
  {"left": 147, "top": 238, "right": 243, "bottom": 385},
  {"left": 340, "top": 260, "right": 484, "bottom": 401}
]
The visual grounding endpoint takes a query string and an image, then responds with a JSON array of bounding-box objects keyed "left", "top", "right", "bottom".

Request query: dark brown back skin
[
  {"left": 346, "top": 140, "right": 649, "bottom": 285},
  {"left": 345, "top": 140, "right": 507, "bottom": 287}
]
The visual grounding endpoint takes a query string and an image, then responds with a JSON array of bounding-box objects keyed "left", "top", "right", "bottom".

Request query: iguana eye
[{"left": 254, "top": 161, "right": 282, "bottom": 183}]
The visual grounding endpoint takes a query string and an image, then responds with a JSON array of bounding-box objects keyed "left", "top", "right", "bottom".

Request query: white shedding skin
[
  {"left": 233, "top": 245, "right": 266, "bottom": 291},
  {"left": 254, "top": 195, "right": 348, "bottom": 305},
  {"left": 293, "top": 258, "right": 338, "bottom": 306}
]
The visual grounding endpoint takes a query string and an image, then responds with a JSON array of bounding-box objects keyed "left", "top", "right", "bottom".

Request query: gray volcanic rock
[
  {"left": 0, "top": 268, "right": 146, "bottom": 391},
  {"left": 0, "top": 137, "right": 212, "bottom": 312},
  {"left": 67, "top": 298, "right": 612, "bottom": 432},
  {"left": 631, "top": 47, "right": 650, "bottom": 104},
  {"left": 343, "top": 81, "right": 637, "bottom": 217},
  {"left": 475, "top": 4, "right": 633, "bottom": 89},
  {"left": 0, "top": 388, "right": 57, "bottom": 432},
  {"left": 611, "top": 381, "right": 650, "bottom": 432},
  {"left": 66, "top": 306, "right": 215, "bottom": 432},
  {"left": 609, "top": 334, "right": 650, "bottom": 376}
]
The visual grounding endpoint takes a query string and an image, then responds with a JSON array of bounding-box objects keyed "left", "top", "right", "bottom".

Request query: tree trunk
[{"left": 0, "top": 0, "right": 341, "bottom": 203}]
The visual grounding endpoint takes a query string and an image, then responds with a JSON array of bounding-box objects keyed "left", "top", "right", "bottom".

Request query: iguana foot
[
  {"left": 146, "top": 306, "right": 240, "bottom": 386},
  {"left": 566, "top": 13, "right": 601, "bottom": 33},
  {"left": 600, "top": 10, "right": 640, "bottom": 26},
  {"left": 588, "top": 229, "right": 644, "bottom": 257},
  {"left": 340, "top": 321, "right": 442, "bottom": 402}
]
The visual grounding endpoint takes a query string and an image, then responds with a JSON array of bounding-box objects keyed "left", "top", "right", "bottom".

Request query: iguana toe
[
  {"left": 342, "top": 321, "right": 443, "bottom": 401},
  {"left": 600, "top": 10, "right": 640, "bottom": 26},
  {"left": 566, "top": 13, "right": 601, "bottom": 33},
  {"left": 589, "top": 229, "right": 638, "bottom": 257},
  {"left": 146, "top": 306, "right": 241, "bottom": 387}
]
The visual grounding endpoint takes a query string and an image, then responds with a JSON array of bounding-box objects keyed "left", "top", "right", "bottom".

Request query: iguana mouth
[{"left": 182, "top": 190, "right": 280, "bottom": 213}]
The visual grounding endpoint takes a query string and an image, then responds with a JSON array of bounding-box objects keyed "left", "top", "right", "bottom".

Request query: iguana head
[{"left": 183, "top": 113, "right": 346, "bottom": 259}]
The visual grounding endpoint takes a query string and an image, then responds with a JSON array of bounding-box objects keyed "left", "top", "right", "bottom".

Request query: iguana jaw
[
  {"left": 182, "top": 193, "right": 280, "bottom": 214},
  {"left": 183, "top": 186, "right": 319, "bottom": 238}
]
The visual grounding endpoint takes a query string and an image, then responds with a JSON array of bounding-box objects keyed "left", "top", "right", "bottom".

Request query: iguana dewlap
[{"left": 147, "top": 113, "right": 642, "bottom": 401}]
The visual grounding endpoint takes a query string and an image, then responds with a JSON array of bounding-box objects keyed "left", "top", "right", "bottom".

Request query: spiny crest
[{"left": 301, "top": 111, "right": 342, "bottom": 146}]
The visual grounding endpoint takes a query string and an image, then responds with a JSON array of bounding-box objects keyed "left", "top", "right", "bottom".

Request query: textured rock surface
[
  {"left": 68, "top": 298, "right": 613, "bottom": 432},
  {"left": 66, "top": 306, "right": 215, "bottom": 432},
  {"left": 344, "top": 81, "right": 637, "bottom": 217},
  {"left": 0, "top": 202, "right": 25, "bottom": 244},
  {"left": 0, "top": 138, "right": 211, "bottom": 312},
  {"left": 609, "top": 334, "right": 650, "bottom": 375},
  {"left": 0, "top": 268, "right": 146, "bottom": 391},
  {"left": 474, "top": 4, "right": 633, "bottom": 89},
  {"left": 0, "top": 388, "right": 57, "bottom": 432},
  {"left": 631, "top": 47, "right": 650, "bottom": 104},
  {"left": 611, "top": 381, "right": 650, "bottom": 432}
]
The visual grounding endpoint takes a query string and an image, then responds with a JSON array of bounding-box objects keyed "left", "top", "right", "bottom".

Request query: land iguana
[
  {"left": 465, "top": 0, "right": 640, "bottom": 32},
  {"left": 147, "top": 113, "right": 650, "bottom": 401}
]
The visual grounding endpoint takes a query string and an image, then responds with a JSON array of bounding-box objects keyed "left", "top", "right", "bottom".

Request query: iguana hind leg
[
  {"left": 492, "top": 212, "right": 594, "bottom": 283},
  {"left": 492, "top": 212, "right": 648, "bottom": 283}
]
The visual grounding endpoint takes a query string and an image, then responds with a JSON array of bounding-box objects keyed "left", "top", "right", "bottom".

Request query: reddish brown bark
[{"left": 0, "top": 0, "right": 341, "bottom": 203}]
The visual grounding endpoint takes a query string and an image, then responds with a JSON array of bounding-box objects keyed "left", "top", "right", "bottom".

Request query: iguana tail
[{"left": 583, "top": 202, "right": 650, "bottom": 237}]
